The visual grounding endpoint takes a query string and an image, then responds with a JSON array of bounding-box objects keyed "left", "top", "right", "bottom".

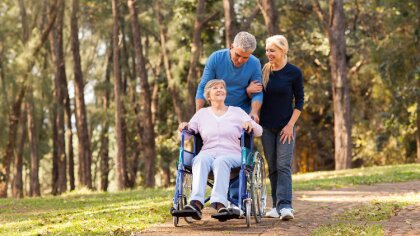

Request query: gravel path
[{"left": 139, "top": 180, "right": 420, "bottom": 235}]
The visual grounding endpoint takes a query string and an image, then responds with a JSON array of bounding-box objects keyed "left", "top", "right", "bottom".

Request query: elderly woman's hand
[
  {"left": 178, "top": 122, "right": 189, "bottom": 132},
  {"left": 242, "top": 121, "right": 253, "bottom": 133}
]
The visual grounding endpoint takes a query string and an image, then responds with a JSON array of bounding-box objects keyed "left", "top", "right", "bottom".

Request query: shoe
[
  {"left": 279, "top": 208, "right": 294, "bottom": 221},
  {"left": 171, "top": 204, "right": 202, "bottom": 220},
  {"left": 211, "top": 207, "right": 239, "bottom": 221},
  {"left": 265, "top": 208, "right": 280, "bottom": 218}
]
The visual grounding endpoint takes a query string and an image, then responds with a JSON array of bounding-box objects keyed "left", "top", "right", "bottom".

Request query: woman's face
[
  {"left": 209, "top": 83, "right": 226, "bottom": 103},
  {"left": 265, "top": 42, "right": 283, "bottom": 64}
]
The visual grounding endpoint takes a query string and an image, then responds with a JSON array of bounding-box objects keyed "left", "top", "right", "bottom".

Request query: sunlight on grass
[
  {"left": 313, "top": 223, "right": 383, "bottom": 236},
  {"left": 293, "top": 163, "right": 420, "bottom": 190},
  {"left": 0, "top": 188, "right": 173, "bottom": 235}
]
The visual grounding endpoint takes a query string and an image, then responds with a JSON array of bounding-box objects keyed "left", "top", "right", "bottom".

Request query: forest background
[{"left": 0, "top": 0, "right": 418, "bottom": 198}]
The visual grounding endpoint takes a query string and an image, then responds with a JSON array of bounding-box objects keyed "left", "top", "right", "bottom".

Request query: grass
[
  {"left": 0, "top": 188, "right": 173, "bottom": 235},
  {"left": 1, "top": 163, "right": 419, "bottom": 235},
  {"left": 312, "top": 193, "right": 419, "bottom": 235},
  {"left": 313, "top": 223, "right": 383, "bottom": 236},
  {"left": 293, "top": 163, "right": 420, "bottom": 190}
]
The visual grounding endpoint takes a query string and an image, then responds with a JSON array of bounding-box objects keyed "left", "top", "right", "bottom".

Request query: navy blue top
[{"left": 260, "top": 63, "right": 304, "bottom": 129}]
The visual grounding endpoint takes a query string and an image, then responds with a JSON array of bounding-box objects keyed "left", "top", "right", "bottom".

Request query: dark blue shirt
[{"left": 260, "top": 63, "right": 304, "bottom": 129}]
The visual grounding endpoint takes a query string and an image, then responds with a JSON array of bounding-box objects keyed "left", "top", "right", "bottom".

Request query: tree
[
  {"left": 128, "top": 0, "right": 157, "bottom": 187},
  {"left": 223, "top": 0, "right": 237, "bottom": 47},
  {"left": 258, "top": 0, "right": 279, "bottom": 35},
  {"left": 112, "top": 0, "right": 128, "bottom": 190},
  {"left": 312, "top": 0, "right": 352, "bottom": 169},
  {"left": 71, "top": 0, "right": 92, "bottom": 189}
]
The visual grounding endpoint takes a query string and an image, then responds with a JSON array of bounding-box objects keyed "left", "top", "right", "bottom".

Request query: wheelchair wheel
[
  {"left": 173, "top": 196, "right": 183, "bottom": 227},
  {"left": 250, "top": 151, "right": 267, "bottom": 223},
  {"left": 183, "top": 174, "right": 193, "bottom": 224},
  {"left": 245, "top": 199, "right": 251, "bottom": 228}
]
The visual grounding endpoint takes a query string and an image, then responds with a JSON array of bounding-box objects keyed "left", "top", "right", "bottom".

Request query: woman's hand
[
  {"left": 178, "top": 122, "right": 188, "bottom": 132},
  {"left": 280, "top": 123, "right": 294, "bottom": 144},
  {"left": 242, "top": 121, "right": 253, "bottom": 133}
]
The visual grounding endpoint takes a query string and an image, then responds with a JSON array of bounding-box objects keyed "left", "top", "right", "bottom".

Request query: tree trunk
[
  {"left": 49, "top": 0, "right": 67, "bottom": 194},
  {"left": 154, "top": 1, "right": 185, "bottom": 123},
  {"left": 99, "top": 44, "right": 113, "bottom": 191},
  {"left": 112, "top": 0, "right": 128, "bottom": 190},
  {"left": 223, "top": 0, "right": 237, "bottom": 47},
  {"left": 328, "top": 0, "right": 352, "bottom": 170},
  {"left": 71, "top": 0, "right": 92, "bottom": 189},
  {"left": 258, "top": 0, "right": 279, "bottom": 35},
  {"left": 27, "top": 99, "right": 41, "bottom": 197},
  {"left": 185, "top": 0, "right": 206, "bottom": 118},
  {"left": 12, "top": 106, "right": 26, "bottom": 198},
  {"left": 128, "top": 0, "right": 157, "bottom": 187},
  {"left": 417, "top": 95, "right": 420, "bottom": 163}
]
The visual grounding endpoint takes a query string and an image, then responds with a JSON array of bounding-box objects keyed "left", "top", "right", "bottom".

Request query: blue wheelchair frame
[{"left": 172, "top": 129, "right": 256, "bottom": 225}]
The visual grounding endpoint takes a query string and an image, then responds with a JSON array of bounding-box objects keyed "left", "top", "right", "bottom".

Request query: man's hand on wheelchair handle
[
  {"left": 242, "top": 121, "right": 254, "bottom": 133},
  {"left": 178, "top": 122, "right": 189, "bottom": 132}
]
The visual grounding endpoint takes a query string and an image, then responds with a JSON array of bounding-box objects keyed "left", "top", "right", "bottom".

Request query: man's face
[{"left": 230, "top": 46, "right": 252, "bottom": 67}]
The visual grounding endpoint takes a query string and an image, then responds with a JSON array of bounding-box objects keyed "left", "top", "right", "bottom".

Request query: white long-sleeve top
[{"left": 182, "top": 106, "right": 262, "bottom": 157}]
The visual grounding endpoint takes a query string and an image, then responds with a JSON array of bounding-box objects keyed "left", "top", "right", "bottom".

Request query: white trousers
[{"left": 189, "top": 153, "right": 241, "bottom": 207}]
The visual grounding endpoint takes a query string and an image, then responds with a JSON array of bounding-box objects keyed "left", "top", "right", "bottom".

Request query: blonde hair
[
  {"left": 204, "top": 79, "right": 226, "bottom": 103},
  {"left": 262, "top": 35, "right": 289, "bottom": 88}
]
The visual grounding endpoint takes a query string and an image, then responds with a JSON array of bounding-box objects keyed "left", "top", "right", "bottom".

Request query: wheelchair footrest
[{"left": 171, "top": 209, "right": 197, "bottom": 217}]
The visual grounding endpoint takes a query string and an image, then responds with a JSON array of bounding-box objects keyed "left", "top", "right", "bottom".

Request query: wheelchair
[{"left": 170, "top": 129, "right": 267, "bottom": 227}]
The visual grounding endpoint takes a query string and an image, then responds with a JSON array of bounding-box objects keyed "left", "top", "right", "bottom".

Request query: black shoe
[
  {"left": 171, "top": 204, "right": 202, "bottom": 220},
  {"left": 211, "top": 207, "right": 240, "bottom": 222}
]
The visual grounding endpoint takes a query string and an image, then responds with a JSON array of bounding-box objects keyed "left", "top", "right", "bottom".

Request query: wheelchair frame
[{"left": 171, "top": 129, "right": 267, "bottom": 227}]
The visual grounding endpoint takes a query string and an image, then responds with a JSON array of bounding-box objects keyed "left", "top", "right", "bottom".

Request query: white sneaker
[
  {"left": 265, "top": 208, "right": 280, "bottom": 218},
  {"left": 279, "top": 208, "right": 294, "bottom": 221}
]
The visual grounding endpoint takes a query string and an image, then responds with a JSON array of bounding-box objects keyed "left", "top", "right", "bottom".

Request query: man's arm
[
  {"left": 195, "top": 98, "right": 205, "bottom": 111},
  {"left": 249, "top": 101, "right": 262, "bottom": 124}
]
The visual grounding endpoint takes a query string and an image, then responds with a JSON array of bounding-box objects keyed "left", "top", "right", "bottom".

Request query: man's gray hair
[{"left": 233, "top": 31, "right": 257, "bottom": 52}]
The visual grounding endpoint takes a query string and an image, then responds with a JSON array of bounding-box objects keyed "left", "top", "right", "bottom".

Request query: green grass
[
  {"left": 339, "top": 201, "right": 409, "bottom": 222},
  {"left": 1, "top": 163, "right": 419, "bottom": 235},
  {"left": 293, "top": 163, "right": 420, "bottom": 190},
  {"left": 0, "top": 188, "right": 173, "bottom": 235},
  {"left": 313, "top": 223, "right": 383, "bottom": 236}
]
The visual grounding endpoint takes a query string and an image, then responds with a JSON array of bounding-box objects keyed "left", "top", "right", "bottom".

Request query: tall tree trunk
[
  {"left": 128, "top": 0, "right": 157, "bottom": 187},
  {"left": 154, "top": 1, "right": 185, "bottom": 123},
  {"left": 27, "top": 99, "right": 41, "bottom": 197},
  {"left": 65, "top": 91, "right": 74, "bottom": 191},
  {"left": 328, "top": 0, "right": 352, "bottom": 170},
  {"left": 71, "top": 0, "right": 92, "bottom": 189},
  {"left": 112, "top": 0, "right": 127, "bottom": 190},
  {"left": 12, "top": 106, "right": 27, "bottom": 198},
  {"left": 258, "top": 0, "right": 279, "bottom": 35},
  {"left": 99, "top": 45, "right": 113, "bottom": 191},
  {"left": 223, "top": 0, "right": 237, "bottom": 47},
  {"left": 49, "top": 0, "right": 67, "bottom": 194},
  {"left": 185, "top": 0, "right": 206, "bottom": 118}
]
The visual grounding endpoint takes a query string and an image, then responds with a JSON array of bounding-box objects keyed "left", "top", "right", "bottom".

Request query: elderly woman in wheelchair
[{"left": 171, "top": 79, "right": 264, "bottom": 224}]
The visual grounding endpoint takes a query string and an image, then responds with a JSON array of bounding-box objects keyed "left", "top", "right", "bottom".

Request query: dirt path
[{"left": 139, "top": 181, "right": 420, "bottom": 235}]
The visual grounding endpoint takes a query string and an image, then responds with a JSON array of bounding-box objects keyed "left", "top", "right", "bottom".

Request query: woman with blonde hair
[{"left": 260, "top": 35, "right": 304, "bottom": 220}]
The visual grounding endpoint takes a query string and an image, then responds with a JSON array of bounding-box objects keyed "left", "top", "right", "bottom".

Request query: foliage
[{"left": 313, "top": 224, "right": 383, "bottom": 236}]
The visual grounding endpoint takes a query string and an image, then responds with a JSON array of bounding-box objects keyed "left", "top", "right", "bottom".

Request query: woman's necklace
[
  {"left": 212, "top": 106, "right": 228, "bottom": 117},
  {"left": 271, "top": 60, "right": 287, "bottom": 71}
]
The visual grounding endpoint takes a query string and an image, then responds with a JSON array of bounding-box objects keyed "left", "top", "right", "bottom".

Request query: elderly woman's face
[{"left": 209, "top": 83, "right": 226, "bottom": 103}]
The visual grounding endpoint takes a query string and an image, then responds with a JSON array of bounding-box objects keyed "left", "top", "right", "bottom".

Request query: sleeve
[
  {"left": 237, "top": 108, "right": 263, "bottom": 137},
  {"left": 251, "top": 59, "right": 263, "bottom": 104},
  {"left": 293, "top": 68, "right": 304, "bottom": 111},
  {"left": 196, "top": 53, "right": 216, "bottom": 100}
]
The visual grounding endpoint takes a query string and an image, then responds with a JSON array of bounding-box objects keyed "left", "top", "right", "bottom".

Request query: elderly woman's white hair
[{"left": 204, "top": 79, "right": 226, "bottom": 103}]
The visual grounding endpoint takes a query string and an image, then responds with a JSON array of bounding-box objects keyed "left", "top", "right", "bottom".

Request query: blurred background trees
[{"left": 0, "top": 0, "right": 418, "bottom": 198}]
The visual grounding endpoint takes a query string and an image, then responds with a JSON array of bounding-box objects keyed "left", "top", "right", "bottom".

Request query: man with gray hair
[
  {"left": 195, "top": 31, "right": 263, "bottom": 220},
  {"left": 195, "top": 31, "right": 263, "bottom": 122}
]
